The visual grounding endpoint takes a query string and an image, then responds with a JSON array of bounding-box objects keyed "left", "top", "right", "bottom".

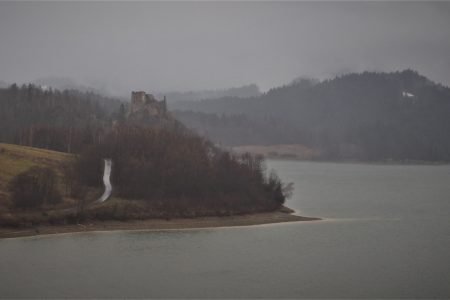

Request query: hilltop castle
[{"left": 130, "top": 91, "right": 167, "bottom": 117}]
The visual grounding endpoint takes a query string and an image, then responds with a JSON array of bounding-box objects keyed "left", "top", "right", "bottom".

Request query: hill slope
[{"left": 172, "top": 70, "right": 450, "bottom": 161}]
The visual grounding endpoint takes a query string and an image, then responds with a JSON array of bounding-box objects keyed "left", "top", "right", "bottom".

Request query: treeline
[
  {"left": 71, "top": 125, "right": 288, "bottom": 216},
  {"left": 171, "top": 70, "right": 450, "bottom": 161},
  {"left": 0, "top": 84, "right": 121, "bottom": 153}
]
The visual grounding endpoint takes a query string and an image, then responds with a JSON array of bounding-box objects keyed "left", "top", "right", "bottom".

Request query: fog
[{"left": 1, "top": 1, "right": 449, "bottom": 95}]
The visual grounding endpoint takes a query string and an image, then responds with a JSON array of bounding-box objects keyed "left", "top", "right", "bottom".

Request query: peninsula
[
  {"left": 0, "top": 87, "right": 320, "bottom": 239},
  {"left": 0, "top": 141, "right": 319, "bottom": 239}
]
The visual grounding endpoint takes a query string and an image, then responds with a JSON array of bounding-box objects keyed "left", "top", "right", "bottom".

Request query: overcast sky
[{"left": 1, "top": 1, "right": 450, "bottom": 95}]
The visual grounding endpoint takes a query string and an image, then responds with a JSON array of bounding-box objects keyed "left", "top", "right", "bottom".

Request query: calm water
[{"left": 1, "top": 160, "right": 450, "bottom": 298}]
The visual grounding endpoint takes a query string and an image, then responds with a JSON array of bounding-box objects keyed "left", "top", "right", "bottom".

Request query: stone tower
[{"left": 131, "top": 91, "right": 146, "bottom": 106}]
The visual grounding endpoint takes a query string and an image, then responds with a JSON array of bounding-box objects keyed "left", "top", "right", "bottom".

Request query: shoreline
[
  {"left": 0, "top": 209, "right": 320, "bottom": 239},
  {"left": 232, "top": 144, "right": 450, "bottom": 165},
  {"left": 266, "top": 156, "right": 450, "bottom": 166}
]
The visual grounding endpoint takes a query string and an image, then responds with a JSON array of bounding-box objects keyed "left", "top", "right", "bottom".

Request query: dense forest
[
  {"left": 71, "top": 125, "right": 287, "bottom": 217},
  {"left": 0, "top": 84, "right": 122, "bottom": 153},
  {"left": 172, "top": 70, "right": 450, "bottom": 161}
]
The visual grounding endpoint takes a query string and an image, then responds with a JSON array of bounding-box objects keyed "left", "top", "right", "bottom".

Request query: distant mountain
[
  {"left": 172, "top": 70, "right": 450, "bottom": 161},
  {"left": 156, "top": 84, "right": 260, "bottom": 103}
]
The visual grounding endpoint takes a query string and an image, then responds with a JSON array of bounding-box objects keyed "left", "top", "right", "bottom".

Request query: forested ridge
[{"left": 172, "top": 70, "right": 450, "bottom": 161}]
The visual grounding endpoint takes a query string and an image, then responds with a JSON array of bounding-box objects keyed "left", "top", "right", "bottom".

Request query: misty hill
[
  {"left": 172, "top": 70, "right": 450, "bottom": 161},
  {"left": 156, "top": 84, "right": 260, "bottom": 103}
]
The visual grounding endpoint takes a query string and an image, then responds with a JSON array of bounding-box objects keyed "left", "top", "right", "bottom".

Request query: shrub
[
  {"left": 266, "top": 171, "right": 293, "bottom": 206},
  {"left": 9, "top": 166, "right": 62, "bottom": 209}
]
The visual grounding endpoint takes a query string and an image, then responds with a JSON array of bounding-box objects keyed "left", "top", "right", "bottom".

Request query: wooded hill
[
  {"left": 0, "top": 84, "right": 289, "bottom": 223},
  {"left": 172, "top": 70, "right": 450, "bottom": 161}
]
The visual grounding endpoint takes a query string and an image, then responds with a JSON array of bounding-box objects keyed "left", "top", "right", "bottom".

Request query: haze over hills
[
  {"left": 156, "top": 84, "right": 261, "bottom": 103},
  {"left": 173, "top": 70, "right": 450, "bottom": 161},
  {"left": 2, "top": 69, "right": 450, "bottom": 162},
  {"left": 15, "top": 77, "right": 261, "bottom": 103},
  {"left": 33, "top": 77, "right": 103, "bottom": 94}
]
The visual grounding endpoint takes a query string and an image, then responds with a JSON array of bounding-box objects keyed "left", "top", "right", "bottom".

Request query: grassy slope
[{"left": 0, "top": 143, "right": 71, "bottom": 210}]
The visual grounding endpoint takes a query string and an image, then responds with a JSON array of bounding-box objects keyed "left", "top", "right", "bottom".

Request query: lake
[{"left": 1, "top": 160, "right": 449, "bottom": 298}]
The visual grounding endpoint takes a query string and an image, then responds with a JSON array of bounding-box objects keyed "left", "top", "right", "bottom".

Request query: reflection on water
[{"left": 1, "top": 161, "right": 449, "bottom": 298}]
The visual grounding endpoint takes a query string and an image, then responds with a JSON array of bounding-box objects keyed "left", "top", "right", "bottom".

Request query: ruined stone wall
[
  {"left": 129, "top": 91, "right": 167, "bottom": 119},
  {"left": 131, "top": 91, "right": 146, "bottom": 105}
]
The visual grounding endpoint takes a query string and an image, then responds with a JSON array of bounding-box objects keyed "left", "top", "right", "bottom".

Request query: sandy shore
[{"left": 0, "top": 209, "right": 320, "bottom": 239}]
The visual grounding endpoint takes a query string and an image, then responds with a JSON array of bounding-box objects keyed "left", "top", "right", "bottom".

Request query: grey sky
[{"left": 1, "top": 1, "right": 450, "bottom": 95}]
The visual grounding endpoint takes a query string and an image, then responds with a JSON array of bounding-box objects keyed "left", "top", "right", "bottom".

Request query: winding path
[{"left": 96, "top": 159, "right": 112, "bottom": 203}]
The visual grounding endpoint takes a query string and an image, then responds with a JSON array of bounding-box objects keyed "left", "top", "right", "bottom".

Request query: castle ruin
[{"left": 130, "top": 91, "right": 167, "bottom": 117}]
